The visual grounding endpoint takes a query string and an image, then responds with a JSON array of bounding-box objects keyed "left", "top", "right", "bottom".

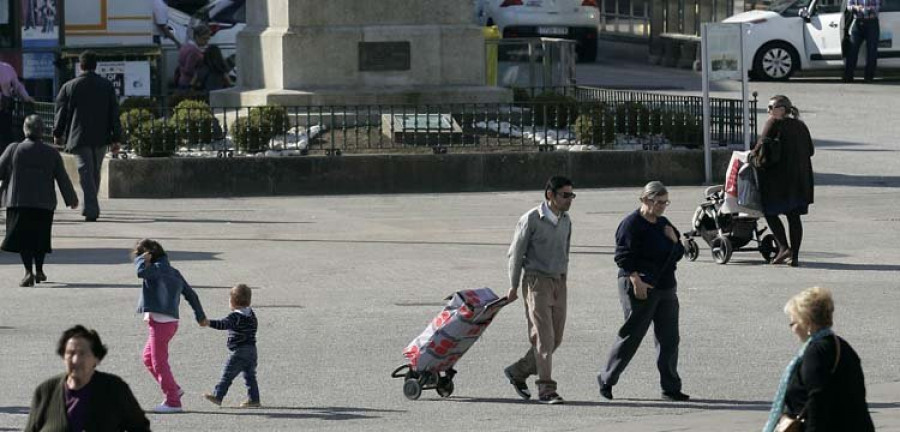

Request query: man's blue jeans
[
  {"left": 844, "top": 18, "right": 880, "bottom": 81},
  {"left": 213, "top": 345, "right": 259, "bottom": 402}
]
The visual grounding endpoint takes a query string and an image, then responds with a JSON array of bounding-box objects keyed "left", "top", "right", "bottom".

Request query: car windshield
[
  {"left": 766, "top": 0, "right": 812, "bottom": 14},
  {"left": 203, "top": 0, "right": 245, "bottom": 24}
]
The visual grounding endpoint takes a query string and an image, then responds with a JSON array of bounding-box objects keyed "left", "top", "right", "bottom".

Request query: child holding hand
[
  {"left": 133, "top": 239, "right": 207, "bottom": 413},
  {"left": 202, "top": 283, "right": 260, "bottom": 408}
]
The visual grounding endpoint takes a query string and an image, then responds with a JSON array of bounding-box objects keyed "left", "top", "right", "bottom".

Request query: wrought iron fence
[{"left": 14, "top": 86, "right": 755, "bottom": 157}]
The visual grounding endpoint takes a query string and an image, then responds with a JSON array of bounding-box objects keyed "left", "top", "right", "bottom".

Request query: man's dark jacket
[{"left": 53, "top": 71, "right": 122, "bottom": 151}]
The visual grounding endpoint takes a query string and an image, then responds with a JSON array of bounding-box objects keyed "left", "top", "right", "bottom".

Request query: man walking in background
[
  {"left": 503, "top": 176, "right": 575, "bottom": 405},
  {"left": 53, "top": 51, "right": 121, "bottom": 222}
]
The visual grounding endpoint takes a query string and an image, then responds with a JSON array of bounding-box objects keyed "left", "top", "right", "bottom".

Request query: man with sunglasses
[{"left": 504, "top": 176, "right": 574, "bottom": 405}]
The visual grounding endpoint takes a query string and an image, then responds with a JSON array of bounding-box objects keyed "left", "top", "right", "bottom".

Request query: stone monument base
[{"left": 211, "top": 86, "right": 512, "bottom": 107}]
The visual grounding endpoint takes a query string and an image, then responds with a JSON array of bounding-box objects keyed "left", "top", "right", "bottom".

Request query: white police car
[{"left": 724, "top": 0, "right": 900, "bottom": 80}]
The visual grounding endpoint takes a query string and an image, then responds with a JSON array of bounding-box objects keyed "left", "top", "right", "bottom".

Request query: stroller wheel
[
  {"left": 683, "top": 239, "right": 700, "bottom": 262},
  {"left": 759, "top": 234, "right": 778, "bottom": 263},
  {"left": 403, "top": 378, "right": 423, "bottom": 400},
  {"left": 436, "top": 377, "right": 455, "bottom": 398},
  {"left": 711, "top": 235, "right": 733, "bottom": 264}
]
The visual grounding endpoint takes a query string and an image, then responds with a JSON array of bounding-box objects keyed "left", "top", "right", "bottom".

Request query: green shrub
[
  {"left": 529, "top": 92, "right": 578, "bottom": 128},
  {"left": 660, "top": 111, "right": 703, "bottom": 148},
  {"left": 231, "top": 106, "right": 289, "bottom": 153},
  {"left": 130, "top": 118, "right": 178, "bottom": 157},
  {"left": 574, "top": 103, "right": 615, "bottom": 148},
  {"left": 170, "top": 99, "right": 218, "bottom": 145},
  {"left": 614, "top": 102, "right": 651, "bottom": 136},
  {"left": 120, "top": 109, "right": 155, "bottom": 137},
  {"left": 120, "top": 97, "right": 158, "bottom": 112}
]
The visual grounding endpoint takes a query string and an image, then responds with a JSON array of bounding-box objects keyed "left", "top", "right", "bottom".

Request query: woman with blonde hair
[{"left": 763, "top": 287, "right": 874, "bottom": 432}]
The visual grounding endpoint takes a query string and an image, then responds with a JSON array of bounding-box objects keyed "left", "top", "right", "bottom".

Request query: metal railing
[{"left": 13, "top": 86, "right": 755, "bottom": 157}]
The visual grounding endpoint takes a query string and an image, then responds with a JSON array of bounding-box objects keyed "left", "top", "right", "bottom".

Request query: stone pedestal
[{"left": 211, "top": 0, "right": 511, "bottom": 107}]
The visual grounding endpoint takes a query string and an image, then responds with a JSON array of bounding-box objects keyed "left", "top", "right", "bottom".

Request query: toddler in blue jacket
[{"left": 202, "top": 283, "right": 260, "bottom": 408}]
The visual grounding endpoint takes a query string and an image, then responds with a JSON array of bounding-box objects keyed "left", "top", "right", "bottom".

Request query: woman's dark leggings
[
  {"left": 765, "top": 211, "right": 803, "bottom": 262},
  {"left": 20, "top": 251, "right": 45, "bottom": 274}
]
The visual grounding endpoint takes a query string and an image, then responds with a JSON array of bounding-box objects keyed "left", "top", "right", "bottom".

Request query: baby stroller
[
  {"left": 391, "top": 288, "right": 508, "bottom": 400},
  {"left": 682, "top": 185, "right": 778, "bottom": 264}
]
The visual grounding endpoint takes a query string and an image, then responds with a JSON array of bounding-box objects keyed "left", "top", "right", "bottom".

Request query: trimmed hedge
[{"left": 231, "top": 106, "right": 288, "bottom": 153}]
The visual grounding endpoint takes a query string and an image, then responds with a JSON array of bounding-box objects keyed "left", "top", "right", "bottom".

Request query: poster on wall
[
  {"left": 22, "top": 51, "right": 54, "bottom": 79},
  {"left": 94, "top": 61, "right": 152, "bottom": 97},
  {"left": 21, "top": 0, "right": 58, "bottom": 49}
]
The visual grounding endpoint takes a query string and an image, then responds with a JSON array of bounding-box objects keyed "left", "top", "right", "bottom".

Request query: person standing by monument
[
  {"left": 0, "top": 61, "right": 35, "bottom": 153},
  {"left": 53, "top": 51, "right": 121, "bottom": 222},
  {"left": 503, "top": 176, "right": 575, "bottom": 405}
]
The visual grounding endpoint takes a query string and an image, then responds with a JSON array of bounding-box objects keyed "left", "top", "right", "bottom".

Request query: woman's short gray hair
[
  {"left": 640, "top": 181, "right": 668, "bottom": 200},
  {"left": 23, "top": 114, "right": 43, "bottom": 139}
]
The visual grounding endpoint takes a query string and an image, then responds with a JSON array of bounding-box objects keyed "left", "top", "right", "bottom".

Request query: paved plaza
[{"left": 2, "top": 69, "right": 900, "bottom": 431}]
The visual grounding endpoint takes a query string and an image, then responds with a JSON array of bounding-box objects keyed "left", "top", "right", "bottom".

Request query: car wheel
[{"left": 753, "top": 42, "right": 799, "bottom": 81}]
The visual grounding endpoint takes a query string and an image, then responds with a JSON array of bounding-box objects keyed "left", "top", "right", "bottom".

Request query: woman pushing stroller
[{"left": 753, "top": 95, "right": 815, "bottom": 267}]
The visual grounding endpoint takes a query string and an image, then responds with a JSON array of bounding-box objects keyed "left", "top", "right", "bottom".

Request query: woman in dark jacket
[
  {"left": 753, "top": 95, "right": 814, "bottom": 267},
  {"left": 24, "top": 325, "right": 150, "bottom": 432},
  {"left": 763, "top": 287, "right": 874, "bottom": 432},
  {"left": 597, "top": 181, "right": 689, "bottom": 402},
  {"left": 191, "top": 44, "right": 233, "bottom": 92},
  {"left": 0, "top": 115, "right": 78, "bottom": 286}
]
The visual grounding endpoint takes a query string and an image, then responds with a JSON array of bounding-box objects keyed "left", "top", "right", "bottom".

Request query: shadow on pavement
[
  {"left": 795, "top": 262, "right": 900, "bottom": 272},
  {"left": 25, "top": 283, "right": 233, "bottom": 290},
  {"left": 0, "top": 406, "right": 28, "bottom": 414},
  {"left": 814, "top": 173, "right": 900, "bottom": 188},
  {"left": 179, "top": 406, "right": 404, "bottom": 421},
  {"left": 0, "top": 248, "right": 221, "bottom": 266},
  {"left": 447, "top": 396, "right": 771, "bottom": 411}
]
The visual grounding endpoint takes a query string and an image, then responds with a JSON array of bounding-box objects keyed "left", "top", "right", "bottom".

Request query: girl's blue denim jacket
[{"left": 135, "top": 255, "right": 206, "bottom": 322}]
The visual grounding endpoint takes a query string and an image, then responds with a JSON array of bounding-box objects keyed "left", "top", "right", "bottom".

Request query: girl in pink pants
[{"left": 133, "top": 239, "right": 207, "bottom": 413}]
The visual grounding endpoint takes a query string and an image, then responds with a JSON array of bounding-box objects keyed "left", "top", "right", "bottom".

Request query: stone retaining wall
[{"left": 63, "top": 151, "right": 732, "bottom": 198}]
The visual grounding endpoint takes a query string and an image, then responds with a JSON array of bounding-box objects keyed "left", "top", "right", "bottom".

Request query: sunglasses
[
  {"left": 647, "top": 199, "right": 671, "bottom": 206},
  {"left": 767, "top": 104, "right": 784, "bottom": 111},
  {"left": 556, "top": 192, "right": 576, "bottom": 199}
]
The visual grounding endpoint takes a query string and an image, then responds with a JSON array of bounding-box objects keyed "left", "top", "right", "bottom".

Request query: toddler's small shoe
[
  {"left": 20, "top": 274, "right": 34, "bottom": 287},
  {"left": 203, "top": 393, "right": 222, "bottom": 406},
  {"left": 240, "top": 400, "right": 261, "bottom": 408},
  {"left": 154, "top": 403, "right": 183, "bottom": 413},
  {"left": 34, "top": 271, "right": 47, "bottom": 283}
]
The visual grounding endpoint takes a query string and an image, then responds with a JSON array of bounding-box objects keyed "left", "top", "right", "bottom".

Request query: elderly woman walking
[
  {"left": 0, "top": 115, "right": 78, "bottom": 286},
  {"left": 764, "top": 287, "right": 874, "bottom": 432},
  {"left": 597, "top": 181, "right": 689, "bottom": 401}
]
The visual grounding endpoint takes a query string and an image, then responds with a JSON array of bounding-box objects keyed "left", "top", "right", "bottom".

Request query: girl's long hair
[{"left": 131, "top": 238, "right": 166, "bottom": 262}]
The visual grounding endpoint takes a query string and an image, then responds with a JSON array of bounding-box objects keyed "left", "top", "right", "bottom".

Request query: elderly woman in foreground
[
  {"left": 763, "top": 287, "right": 874, "bottom": 432},
  {"left": 24, "top": 325, "right": 150, "bottom": 432}
]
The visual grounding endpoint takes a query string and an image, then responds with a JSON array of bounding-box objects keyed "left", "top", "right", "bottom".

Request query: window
[
  {"left": 0, "top": 0, "right": 14, "bottom": 48},
  {"left": 882, "top": 0, "right": 900, "bottom": 12},
  {"left": 166, "top": 0, "right": 209, "bottom": 16},
  {"left": 814, "top": 0, "right": 842, "bottom": 14}
]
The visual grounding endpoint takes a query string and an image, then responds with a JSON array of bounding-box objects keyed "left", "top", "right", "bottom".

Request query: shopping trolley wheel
[
  {"left": 683, "top": 238, "right": 700, "bottom": 262},
  {"left": 711, "top": 235, "right": 733, "bottom": 265},
  {"left": 403, "top": 378, "right": 422, "bottom": 400},
  {"left": 436, "top": 377, "right": 454, "bottom": 398},
  {"left": 759, "top": 234, "right": 778, "bottom": 263}
]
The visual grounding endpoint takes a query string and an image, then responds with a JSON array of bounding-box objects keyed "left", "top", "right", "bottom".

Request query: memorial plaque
[{"left": 359, "top": 42, "right": 411, "bottom": 72}]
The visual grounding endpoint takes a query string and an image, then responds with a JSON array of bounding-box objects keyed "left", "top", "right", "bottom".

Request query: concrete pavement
[{"left": 1, "top": 64, "right": 899, "bottom": 431}]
